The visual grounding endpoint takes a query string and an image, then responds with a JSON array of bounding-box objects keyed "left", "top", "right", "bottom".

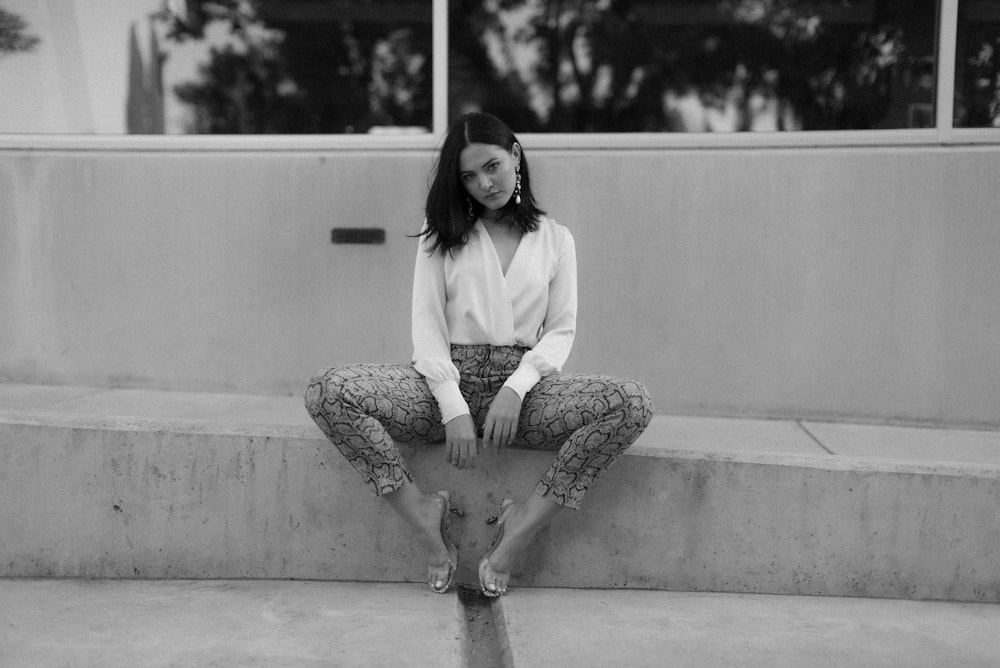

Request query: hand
[
  {"left": 444, "top": 414, "right": 478, "bottom": 469},
  {"left": 483, "top": 387, "right": 522, "bottom": 449}
]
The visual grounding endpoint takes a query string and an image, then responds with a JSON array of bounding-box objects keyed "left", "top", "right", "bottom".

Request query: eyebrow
[{"left": 460, "top": 158, "right": 499, "bottom": 176}]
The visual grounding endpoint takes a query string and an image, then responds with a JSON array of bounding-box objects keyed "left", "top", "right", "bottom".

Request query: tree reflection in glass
[
  {"left": 155, "top": 0, "right": 432, "bottom": 134},
  {"left": 955, "top": 0, "right": 1000, "bottom": 128},
  {"left": 449, "top": 0, "right": 938, "bottom": 132}
]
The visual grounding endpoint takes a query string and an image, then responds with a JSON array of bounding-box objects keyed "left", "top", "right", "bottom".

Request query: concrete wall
[
  {"left": 2, "top": 145, "right": 999, "bottom": 427},
  {"left": 3, "top": 409, "right": 998, "bottom": 602}
]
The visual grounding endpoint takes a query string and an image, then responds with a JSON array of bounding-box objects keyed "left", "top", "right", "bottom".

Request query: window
[
  {"left": 156, "top": 1, "right": 434, "bottom": 134},
  {"left": 449, "top": 0, "right": 938, "bottom": 132},
  {"left": 955, "top": 0, "right": 1000, "bottom": 127},
  {"left": 0, "top": 0, "right": 996, "bottom": 142},
  {"left": 0, "top": 0, "right": 432, "bottom": 134}
]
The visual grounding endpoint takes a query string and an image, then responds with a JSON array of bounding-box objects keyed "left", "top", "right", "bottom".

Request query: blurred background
[
  {"left": 3, "top": 2, "right": 1000, "bottom": 428},
  {"left": 2, "top": 0, "right": 998, "bottom": 134}
]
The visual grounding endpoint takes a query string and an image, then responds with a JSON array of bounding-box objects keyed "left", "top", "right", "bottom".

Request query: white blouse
[{"left": 411, "top": 216, "right": 577, "bottom": 424}]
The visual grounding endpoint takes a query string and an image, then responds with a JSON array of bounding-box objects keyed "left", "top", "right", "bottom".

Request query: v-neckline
[{"left": 479, "top": 219, "right": 524, "bottom": 278}]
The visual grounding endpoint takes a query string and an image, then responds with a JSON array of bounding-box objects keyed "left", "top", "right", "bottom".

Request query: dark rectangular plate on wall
[{"left": 331, "top": 227, "right": 386, "bottom": 244}]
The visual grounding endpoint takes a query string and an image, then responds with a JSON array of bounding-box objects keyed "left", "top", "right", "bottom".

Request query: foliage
[
  {"left": 173, "top": 42, "right": 300, "bottom": 133},
  {"left": 451, "top": 0, "right": 931, "bottom": 131},
  {"left": 956, "top": 21, "right": 1000, "bottom": 127},
  {"left": 155, "top": 0, "right": 935, "bottom": 133},
  {"left": 0, "top": 6, "right": 40, "bottom": 55},
  {"left": 156, "top": 0, "right": 430, "bottom": 133}
]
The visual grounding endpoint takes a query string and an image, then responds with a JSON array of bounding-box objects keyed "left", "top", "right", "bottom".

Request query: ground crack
[{"left": 458, "top": 585, "right": 513, "bottom": 668}]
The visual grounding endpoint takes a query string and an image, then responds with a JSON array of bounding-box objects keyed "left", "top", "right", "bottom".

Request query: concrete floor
[
  {"left": 2, "top": 579, "right": 998, "bottom": 667},
  {"left": 0, "top": 580, "right": 462, "bottom": 668},
  {"left": 3, "top": 384, "right": 999, "bottom": 665},
  {"left": 500, "top": 588, "right": 1000, "bottom": 668}
]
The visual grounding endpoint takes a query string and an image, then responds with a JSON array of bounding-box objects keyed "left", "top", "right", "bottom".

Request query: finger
[
  {"left": 467, "top": 439, "right": 478, "bottom": 468},
  {"left": 465, "top": 439, "right": 476, "bottom": 467},
  {"left": 482, "top": 416, "right": 495, "bottom": 445},
  {"left": 499, "top": 422, "right": 512, "bottom": 448},
  {"left": 459, "top": 440, "right": 471, "bottom": 469}
]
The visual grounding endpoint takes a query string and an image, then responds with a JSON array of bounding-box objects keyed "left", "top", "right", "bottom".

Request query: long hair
[{"left": 421, "top": 113, "right": 544, "bottom": 254}]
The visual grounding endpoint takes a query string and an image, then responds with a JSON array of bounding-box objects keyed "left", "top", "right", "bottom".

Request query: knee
[
  {"left": 304, "top": 368, "right": 345, "bottom": 417},
  {"left": 616, "top": 379, "right": 654, "bottom": 431}
]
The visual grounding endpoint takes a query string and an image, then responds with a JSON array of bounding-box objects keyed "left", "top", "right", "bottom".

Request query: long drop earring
[
  {"left": 467, "top": 197, "right": 475, "bottom": 219},
  {"left": 514, "top": 166, "right": 522, "bottom": 205}
]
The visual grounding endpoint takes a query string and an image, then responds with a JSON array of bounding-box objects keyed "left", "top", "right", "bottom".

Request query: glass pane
[
  {"left": 449, "top": 0, "right": 937, "bottom": 132},
  {"left": 0, "top": 0, "right": 432, "bottom": 134},
  {"left": 955, "top": 0, "right": 1000, "bottom": 128}
]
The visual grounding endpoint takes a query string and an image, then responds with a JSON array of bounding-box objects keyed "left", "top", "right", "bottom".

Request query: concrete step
[
  {"left": 1, "top": 579, "right": 998, "bottom": 668},
  {"left": 1, "top": 383, "right": 999, "bottom": 602},
  {"left": 0, "top": 579, "right": 463, "bottom": 668}
]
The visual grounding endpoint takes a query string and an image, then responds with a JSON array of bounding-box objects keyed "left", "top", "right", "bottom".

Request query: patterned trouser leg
[
  {"left": 304, "top": 345, "right": 653, "bottom": 509},
  {"left": 517, "top": 372, "right": 654, "bottom": 509},
  {"left": 304, "top": 363, "right": 443, "bottom": 496}
]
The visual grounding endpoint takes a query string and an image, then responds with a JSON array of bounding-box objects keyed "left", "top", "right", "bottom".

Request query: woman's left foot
[{"left": 479, "top": 498, "right": 516, "bottom": 597}]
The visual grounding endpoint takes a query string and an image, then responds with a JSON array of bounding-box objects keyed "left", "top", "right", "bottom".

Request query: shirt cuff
[
  {"left": 432, "top": 380, "right": 471, "bottom": 424},
  {"left": 502, "top": 363, "right": 542, "bottom": 400}
]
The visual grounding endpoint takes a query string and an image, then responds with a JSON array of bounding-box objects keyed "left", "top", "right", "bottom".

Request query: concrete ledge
[
  {"left": 3, "top": 581, "right": 1000, "bottom": 668},
  {"left": 498, "top": 588, "right": 1000, "bottom": 668},
  {"left": 1, "top": 384, "right": 999, "bottom": 602},
  {"left": 0, "top": 579, "right": 463, "bottom": 668}
]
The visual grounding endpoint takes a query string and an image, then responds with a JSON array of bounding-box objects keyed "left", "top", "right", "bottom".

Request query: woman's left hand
[{"left": 483, "top": 387, "right": 522, "bottom": 449}]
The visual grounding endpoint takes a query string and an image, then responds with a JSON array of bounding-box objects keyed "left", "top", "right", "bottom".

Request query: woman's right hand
[{"left": 444, "top": 414, "right": 478, "bottom": 469}]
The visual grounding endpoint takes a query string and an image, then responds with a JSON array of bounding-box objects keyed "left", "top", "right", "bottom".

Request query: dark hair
[{"left": 421, "top": 113, "right": 544, "bottom": 254}]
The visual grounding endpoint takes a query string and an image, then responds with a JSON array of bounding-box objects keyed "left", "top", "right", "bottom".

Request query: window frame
[{"left": 1, "top": 0, "right": 997, "bottom": 151}]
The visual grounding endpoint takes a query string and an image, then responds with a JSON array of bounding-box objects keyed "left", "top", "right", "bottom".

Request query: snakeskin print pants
[{"left": 304, "top": 344, "right": 653, "bottom": 510}]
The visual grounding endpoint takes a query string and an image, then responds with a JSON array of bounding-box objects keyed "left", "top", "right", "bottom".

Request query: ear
[{"left": 511, "top": 142, "right": 522, "bottom": 165}]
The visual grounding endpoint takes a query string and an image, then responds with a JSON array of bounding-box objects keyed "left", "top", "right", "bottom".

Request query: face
[{"left": 458, "top": 142, "right": 520, "bottom": 213}]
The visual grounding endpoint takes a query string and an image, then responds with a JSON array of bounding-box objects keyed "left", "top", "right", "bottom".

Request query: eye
[{"left": 486, "top": 161, "right": 499, "bottom": 172}]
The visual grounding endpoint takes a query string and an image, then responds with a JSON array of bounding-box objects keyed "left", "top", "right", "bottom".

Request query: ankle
[
  {"left": 422, "top": 490, "right": 444, "bottom": 514},
  {"left": 503, "top": 502, "right": 530, "bottom": 538}
]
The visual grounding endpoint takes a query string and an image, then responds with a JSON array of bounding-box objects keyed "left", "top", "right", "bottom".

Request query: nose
[{"left": 477, "top": 173, "right": 493, "bottom": 191}]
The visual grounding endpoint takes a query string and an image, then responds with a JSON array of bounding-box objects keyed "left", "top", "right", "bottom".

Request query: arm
[
  {"left": 411, "top": 238, "right": 479, "bottom": 467},
  {"left": 503, "top": 227, "right": 578, "bottom": 397},
  {"left": 411, "top": 239, "right": 470, "bottom": 424}
]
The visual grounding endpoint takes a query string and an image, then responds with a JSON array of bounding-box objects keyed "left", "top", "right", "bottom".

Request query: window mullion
[
  {"left": 433, "top": 0, "right": 449, "bottom": 138},
  {"left": 936, "top": 0, "right": 959, "bottom": 140}
]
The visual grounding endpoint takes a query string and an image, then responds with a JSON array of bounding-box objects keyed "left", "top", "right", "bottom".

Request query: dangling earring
[
  {"left": 514, "top": 165, "right": 522, "bottom": 205},
  {"left": 467, "top": 197, "right": 475, "bottom": 219}
]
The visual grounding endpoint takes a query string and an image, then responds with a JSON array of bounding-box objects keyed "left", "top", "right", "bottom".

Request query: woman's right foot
[{"left": 424, "top": 491, "right": 459, "bottom": 594}]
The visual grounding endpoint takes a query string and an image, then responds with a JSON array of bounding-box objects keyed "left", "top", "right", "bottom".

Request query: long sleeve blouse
[{"left": 411, "top": 216, "right": 577, "bottom": 424}]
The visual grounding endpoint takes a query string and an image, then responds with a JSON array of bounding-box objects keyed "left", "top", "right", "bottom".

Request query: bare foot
[
  {"left": 480, "top": 493, "right": 562, "bottom": 596},
  {"left": 416, "top": 492, "right": 452, "bottom": 569},
  {"left": 383, "top": 483, "right": 459, "bottom": 593},
  {"left": 483, "top": 502, "right": 530, "bottom": 574}
]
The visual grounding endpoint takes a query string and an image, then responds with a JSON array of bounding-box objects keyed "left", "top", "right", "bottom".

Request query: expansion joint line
[
  {"left": 796, "top": 420, "right": 834, "bottom": 454},
  {"left": 457, "top": 585, "right": 514, "bottom": 668}
]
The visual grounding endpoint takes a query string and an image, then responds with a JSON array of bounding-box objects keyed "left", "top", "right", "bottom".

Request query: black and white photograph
[{"left": 1, "top": 1, "right": 999, "bottom": 666}]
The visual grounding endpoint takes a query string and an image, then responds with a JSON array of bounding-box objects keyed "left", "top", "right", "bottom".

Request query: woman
[{"left": 305, "top": 112, "right": 652, "bottom": 597}]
